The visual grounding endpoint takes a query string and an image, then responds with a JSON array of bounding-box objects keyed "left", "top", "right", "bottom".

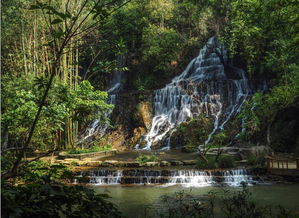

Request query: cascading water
[
  {"left": 80, "top": 168, "right": 257, "bottom": 187},
  {"left": 80, "top": 55, "right": 125, "bottom": 141},
  {"left": 136, "top": 37, "right": 250, "bottom": 150}
]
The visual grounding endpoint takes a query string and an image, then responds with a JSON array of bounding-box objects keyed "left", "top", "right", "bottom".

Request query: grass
[
  {"left": 136, "top": 154, "right": 159, "bottom": 163},
  {"left": 66, "top": 145, "right": 112, "bottom": 154}
]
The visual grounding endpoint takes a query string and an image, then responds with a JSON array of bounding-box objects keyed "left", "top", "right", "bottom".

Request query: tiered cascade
[
  {"left": 136, "top": 37, "right": 250, "bottom": 150},
  {"left": 79, "top": 168, "right": 255, "bottom": 187}
]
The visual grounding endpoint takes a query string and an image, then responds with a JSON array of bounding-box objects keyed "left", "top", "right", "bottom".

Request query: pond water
[{"left": 93, "top": 184, "right": 299, "bottom": 218}]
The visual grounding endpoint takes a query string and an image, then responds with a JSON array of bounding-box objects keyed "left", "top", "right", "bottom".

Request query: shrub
[
  {"left": 158, "top": 184, "right": 294, "bottom": 218},
  {"left": 247, "top": 155, "right": 265, "bottom": 168},
  {"left": 2, "top": 159, "right": 122, "bottom": 218},
  {"left": 196, "top": 157, "right": 217, "bottom": 169},
  {"left": 218, "top": 155, "right": 235, "bottom": 168},
  {"left": 2, "top": 183, "right": 123, "bottom": 218},
  {"left": 136, "top": 154, "right": 159, "bottom": 163},
  {"left": 67, "top": 145, "right": 112, "bottom": 154},
  {"left": 157, "top": 190, "right": 214, "bottom": 218},
  {"left": 22, "top": 160, "right": 74, "bottom": 184}
]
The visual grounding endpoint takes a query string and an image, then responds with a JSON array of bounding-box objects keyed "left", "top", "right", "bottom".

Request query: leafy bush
[
  {"left": 22, "top": 160, "right": 74, "bottom": 184},
  {"left": 196, "top": 157, "right": 218, "bottom": 169},
  {"left": 158, "top": 183, "right": 294, "bottom": 218},
  {"left": 67, "top": 145, "right": 112, "bottom": 154},
  {"left": 171, "top": 116, "right": 213, "bottom": 153},
  {"left": 2, "top": 159, "right": 122, "bottom": 218},
  {"left": 157, "top": 190, "right": 214, "bottom": 218},
  {"left": 197, "top": 155, "right": 235, "bottom": 169},
  {"left": 247, "top": 155, "right": 265, "bottom": 168},
  {"left": 136, "top": 154, "right": 159, "bottom": 163},
  {"left": 1, "top": 74, "right": 112, "bottom": 150},
  {"left": 220, "top": 183, "right": 294, "bottom": 218},
  {"left": 2, "top": 183, "right": 122, "bottom": 218},
  {"left": 218, "top": 155, "right": 235, "bottom": 168}
]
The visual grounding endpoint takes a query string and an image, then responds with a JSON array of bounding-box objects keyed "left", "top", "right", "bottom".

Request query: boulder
[
  {"left": 170, "top": 161, "right": 183, "bottom": 166},
  {"left": 125, "top": 162, "right": 141, "bottom": 167},
  {"left": 86, "top": 161, "right": 101, "bottom": 167},
  {"left": 160, "top": 161, "right": 171, "bottom": 167},
  {"left": 144, "top": 162, "right": 159, "bottom": 167},
  {"left": 237, "top": 146, "right": 272, "bottom": 160},
  {"left": 182, "top": 160, "right": 197, "bottom": 165},
  {"left": 102, "top": 160, "right": 119, "bottom": 167}
]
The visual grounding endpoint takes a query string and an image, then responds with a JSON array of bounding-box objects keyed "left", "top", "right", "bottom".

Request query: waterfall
[
  {"left": 223, "top": 168, "right": 253, "bottom": 187},
  {"left": 80, "top": 55, "right": 125, "bottom": 141},
  {"left": 136, "top": 37, "right": 250, "bottom": 150},
  {"left": 80, "top": 168, "right": 257, "bottom": 187}
]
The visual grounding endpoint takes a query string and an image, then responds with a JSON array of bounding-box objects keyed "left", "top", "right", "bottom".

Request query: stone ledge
[
  {"left": 58, "top": 149, "right": 117, "bottom": 160},
  {"left": 58, "top": 158, "right": 199, "bottom": 168}
]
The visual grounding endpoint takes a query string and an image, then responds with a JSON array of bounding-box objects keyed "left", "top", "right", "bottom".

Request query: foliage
[
  {"left": 172, "top": 116, "right": 213, "bottom": 152},
  {"left": 222, "top": 0, "right": 299, "bottom": 79},
  {"left": 2, "top": 159, "right": 122, "bottom": 218},
  {"left": 1, "top": 74, "right": 112, "bottom": 150},
  {"left": 136, "top": 154, "right": 159, "bottom": 163},
  {"left": 197, "top": 154, "right": 235, "bottom": 169},
  {"left": 157, "top": 190, "right": 214, "bottom": 218},
  {"left": 2, "top": 183, "right": 122, "bottom": 218},
  {"left": 158, "top": 184, "right": 295, "bottom": 218},
  {"left": 218, "top": 155, "right": 235, "bottom": 169},
  {"left": 142, "top": 24, "right": 182, "bottom": 73},
  {"left": 238, "top": 67, "right": 299, "bottom": 147},
  {"left": 219, "top": 183, "right": 294, "bottom": 218},
  {"left": 197, "top": 157, "right": 218, "bottom": 170},
  {"left": 247, "top": 155, "right": 265, "bottom": 168},
  {"left": 67, "top": 145, "right": 112, "bottom": 154}
]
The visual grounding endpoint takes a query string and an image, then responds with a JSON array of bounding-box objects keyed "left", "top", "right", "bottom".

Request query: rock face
[
  {"left": 97, "top": 91, "right": 153, "bottom": 148},
  {"left": 137, "top": 101, "right": 152, "bottom": 130}
]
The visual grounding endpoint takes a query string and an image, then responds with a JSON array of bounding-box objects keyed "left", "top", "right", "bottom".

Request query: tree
[{"left": 2, "top": 0, "right": 132, "bottom": 180}]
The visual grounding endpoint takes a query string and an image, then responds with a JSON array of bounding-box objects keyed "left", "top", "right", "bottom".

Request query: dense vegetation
[
  {"left": 1, "top": 0, "right": 299, "bottom": 217},
  {"left": 158, "top": 183, "right": 295, "bottom": 218}
]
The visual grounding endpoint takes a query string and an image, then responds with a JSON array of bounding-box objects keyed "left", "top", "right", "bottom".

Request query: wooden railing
[{"left": 265, "top": 156, "right": 299, "bottom": 169}]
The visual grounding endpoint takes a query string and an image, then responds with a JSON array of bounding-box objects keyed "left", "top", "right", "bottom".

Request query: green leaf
[{"left": 51, "top": 19, "right": 63, "bottom": 25}]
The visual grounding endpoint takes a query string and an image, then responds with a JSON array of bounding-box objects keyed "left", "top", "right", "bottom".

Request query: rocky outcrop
[
  {"left": 97, "top": 91, "right": 153, "bottom": 148},
  {"left": 137, "top": 101, "right": 152, "bottom": 130}
]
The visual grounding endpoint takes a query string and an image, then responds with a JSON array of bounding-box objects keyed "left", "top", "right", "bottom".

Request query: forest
[{"left": 1, "top": 0, "right": 299, "bottom": 217}]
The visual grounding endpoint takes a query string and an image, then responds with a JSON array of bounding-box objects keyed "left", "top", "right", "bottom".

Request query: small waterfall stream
[
  {"left": 78, "top": 168, "right": 256, "bottom": 187},
  {"left": 136, "top": 37, "right": 250, "bottom": 150},
  {"left": 80, "top": 55, "right": 125, "bottom": 141}
]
